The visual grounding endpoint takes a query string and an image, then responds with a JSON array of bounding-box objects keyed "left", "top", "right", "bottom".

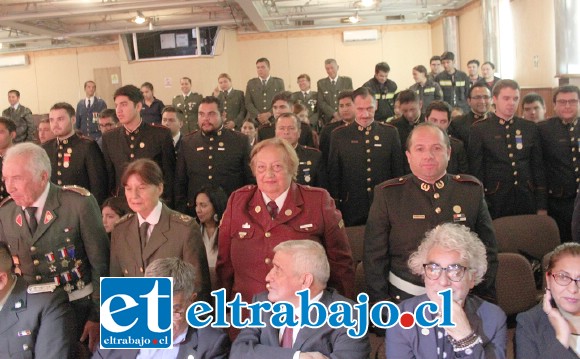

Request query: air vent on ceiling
[
  {"left": 295, "top": 20, "right": 314, "bottom": 26},
  {"left": 343, "top": 29, "right": 379, "bottom": 42},
  {"left": 385, "top": 15, "right": 405, "bottom": 21},
  {"left": 0, "top": 54, "right": 29, "bottom": 67}
]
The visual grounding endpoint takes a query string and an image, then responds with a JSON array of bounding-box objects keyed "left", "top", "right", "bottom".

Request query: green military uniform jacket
[
  {"left": 2, "top": 104, "right": 34, "bottom": 143},
  {"left": 292, "top": 90, "right": 319, "bottom": 128},
  {"left": 245, "top": 77, "right": 285, "bottom": 119},
  {"left": 172, "top": 92, "right": 203, "bottom": 133},
  {"left": 0, "top": 184, "right": 109, "bottom": 321},
  {"left": 217, "top": 89, "right": 246, "bottom": 130},
  {"left": 316, "top": 76, "right": 353, "bottom": 125}
]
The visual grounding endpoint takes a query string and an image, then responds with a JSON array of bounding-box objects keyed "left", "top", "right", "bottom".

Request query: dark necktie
[
  {"left": 139, "top": 222, "right": 150, "bottom": 250},
  {"left": 25, "top": 207, "right": 38, "bottom": 235},
  {"left": 267, "top": 201, "right": 278, "bottom": 219},
  {"left": 331, "top": 79, "right": 336, "bottom": 86},
  {"left": 280, "top": 326, "right": 293, "bottom": 348},
  {"left": 262, "top": 79, "right": 267, "bottom": 86},
  {"left": 87, "top": 99, "right": 91, "bottom": 108}
]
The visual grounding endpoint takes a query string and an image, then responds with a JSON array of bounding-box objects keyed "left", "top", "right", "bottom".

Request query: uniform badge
[
  {"left": 63, "top": 153, "right": 71, "bottom": 168},
  {"left": 453, "top": 205, "right": 462, "bottom": 214},
  {"left": 255, "top": 205, "right": 261, "bottom": 213},
  {"left": 140, "top": 142, "right": 145, "bottom": 148},
  {"left": 374, "top": 136, "right": 379, "bottom": 141},
  {"left": 453, "top": 213, "right": 467, "bottom": 222},
  {"left": 299, "top": 223, "right": 313, "bottom": 229},
  {"left": 16, "top": 213, "right": 23, "bottom": 227},
  {"left": 242, "top": 223, "right": 251, "bottom": 229},
  {"left": 219, "top": 142, "right": 224, "bottom": 147},
  {"left": 306, "top": 161, "right": 312, "bottom": 165},
  {"left": 435, "top": 180, "right": 445, "bottom": 189},
  {"left": 14, "top": 300, "right": 23, "bottom": 309},
  {"left": 413, "top": 215, "right": 426, "bottom": 219},
  {"left": 67, "top": 148, "right": 73, "bottom": 154},
  {"left": 284, "top": 209, "right": 292, "bottom": 216},
  {"left": 18, "top": 330, "right": 31, "bottom": 337},
  {"left": 420, "top": 183, "right": 430, "bottom": 192},
  {"left": 196, "top": 147, "right": 204, "bottom": 151},
  {"left": 44, "top": 210, "right": 54, "bottom": 224},
  {"left": 516, "top": 129, "right": 521, "bottom": 135},
  {"left": 239, "top": 232, "right": 247, "bottom": 239},
  {"left": 515, "top": 135, "right": 523, "bottom": 150},
  {"left": 63, "top": 282, "right": 73, "bottom": 293}
]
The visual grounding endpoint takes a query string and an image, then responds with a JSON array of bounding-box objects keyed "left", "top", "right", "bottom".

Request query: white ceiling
[{"left": 0, "top": 0, "right": 473, "bottom": 53}]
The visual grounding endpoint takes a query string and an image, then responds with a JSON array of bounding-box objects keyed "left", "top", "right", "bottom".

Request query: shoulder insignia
[
  {"left": 237, "top": 184, "right": 257, "bottom": 192},
  {"left": 171, "top": 212, "right": 193, "bottom": 223},
  {"left": 116, "top": 213, "right": 134, "bottom": 225},
  {"left": 452, "top": 174, "right": 482, "bottom": 186},
  {"left": 183, "top": 130, "right": 199, "bottom": 138},
  {"left": 0, "top": 196, "right": 14, "bottom": 208},
  {"left": 302, "top": 145, "right": 321, "bottom": 152},
  {"left": 62, "top": 185, "right": 91, "bottom": 197},
  {"left": 377, "top": 122, "right": 396, "bottom": 129},
  {"left": 380, "top": 176, "right": 408, "bottom": 189},
  {"left": 472, "top": 118, "right": 487, "bottom": 126}
]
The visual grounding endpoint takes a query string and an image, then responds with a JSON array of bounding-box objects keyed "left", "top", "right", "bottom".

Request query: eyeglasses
[
  {"left": 470, "top": 95, "right": 491, "bottom": 101},
  {"left": 423, "top": 263, "right": 468, "bottom": 282},
  {"left": 555, "top": 99, "right": 579, "bottom": 106},
  {"left": 550, "top": 272, "right": 580, "bottom": 289}
]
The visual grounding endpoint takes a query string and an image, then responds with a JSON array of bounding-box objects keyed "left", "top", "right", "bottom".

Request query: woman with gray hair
[{"left": 386, "top": 223, "right": 507, "bottom": 358}]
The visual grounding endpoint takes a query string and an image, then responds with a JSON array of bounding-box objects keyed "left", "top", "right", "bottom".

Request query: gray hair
[
  {"left": 145, "top": 257, "right": 197, "bottom": 298},
  {"left": 273, "top": 240, "right": 330, "bottom": 287},
  {"left": 408, "top": 223, "right": 488, "bottom": 285},
  {"left": 4, "top": 142, "right": 51, "bottom": 178}
]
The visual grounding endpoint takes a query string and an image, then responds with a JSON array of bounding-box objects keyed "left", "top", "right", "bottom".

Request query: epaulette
[
  {"left": 236, "top": 184, "right": 257, "bottom": 192},
  {"left": 171, "top": 212, "right": 193, "bottom": 224},
  {"left": 302, "top": 145, "right": 321, "bottom": 152},
  {"left": 472, "top": 117, "right": 487, "bottom": 126},
  {"left": 150, "top": 123, "right": 171, "bottom": 130},
  {"left": 377, "top": 121, "right": 396, "bottom": 129},
  {"left": 0, "top": 196, "right": 13, "bottom": 208},
  {"left": 258, "top": 122, "right": 273, "bottom": 129},
  {"left": 451, "top": 174, "right": 482, "bottom": 186},
  {"left": 62, "top": 185, "right": 91, "bottom": 197},
  {"left": 183, "top": 130, "right": 199, "bottom": 138},
  {"left": 380, "top": 176, "right": 408, "bottom": 189},
  {"left": 27, "top": 283, "right": 57, "bottom": 294},
  {"left": 116, "top": 213, "right": 134, "bottom": 225},
  {"left": 333, "top": 124, "right": 349, "bottom": 133}
]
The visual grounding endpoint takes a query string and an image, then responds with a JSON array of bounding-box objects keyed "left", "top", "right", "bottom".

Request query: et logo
[{"left": 100, "top": 277, "right": 173, "bottom": 349}]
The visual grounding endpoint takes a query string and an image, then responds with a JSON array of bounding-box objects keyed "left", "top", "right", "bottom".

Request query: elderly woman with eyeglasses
[
  {"left": 386, "top": 223, "right": 507, "bottom": 358},
  {"left": 516, "top": 242, "right": 580, "bottom": 358}
]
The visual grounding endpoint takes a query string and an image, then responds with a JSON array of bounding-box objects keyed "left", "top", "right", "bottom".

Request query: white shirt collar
[
  {"left": 261, "top": 186, "right": 290, "bottom": 211},
  {"left": 12, "top": 104, "right": 20, "bottom": 110},
  {"left": 137, "top": 201, "right": 163, "bottom": 226},
  {"left": 329, "top": 76, "right": 338, "bottom": 82},
  {"left": 173, "top": 132, "right": 181, "bottom": 146},
  {"left": 260, "top": 76, "right": 271, "bottom": 83},
  {"left": 183, "top": 91, "right": 192, "bottom": 98},
  {"left": 278, "top": 290, "right": 324, "bottom": 345},
  {"left": 22, "top": 182, "right": 50, "bottom": 223}
]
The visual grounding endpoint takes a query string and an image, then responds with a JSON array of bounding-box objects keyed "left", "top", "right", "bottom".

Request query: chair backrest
[
  {"left": 496, "top": 253, "right": 538, "bottom": 316},
  {"left": 345, "top": 225, "right": 365, "bottom": 264},
  {"left": 492, "top": 214, "right": 560, "bottom": 260}
]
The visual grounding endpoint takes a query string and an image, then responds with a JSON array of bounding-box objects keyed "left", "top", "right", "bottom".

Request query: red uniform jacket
[{"left": 216, "top": 182, "right": 355, "bottom": 303}]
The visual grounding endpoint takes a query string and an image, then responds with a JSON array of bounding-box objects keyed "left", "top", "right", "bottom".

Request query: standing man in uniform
[
  {"left": 390, "top": 90, "right": 425, "bottom": 160},
  {"left": 363, "top": 62, "right": 398, "bottom": 122},
  {"left": 435, "top": 52, "right": 470, "bottom": 114},
  {"left": 537, "top": 85, "right": 580, "bottom": 242},
  {"left": 245, "top": 58, "right": 285, "bottom": 126},
  {"left": 317, "top": 59, "right": 353, "bottom": 125},
  {"left": 161, "top": 106, "right": 184, "bottom": 156},
  {"left": 291, "top": 74, "right": 319, "bottom": 130},
  {"left": 448, "top": 83, "right": 492, "bottom": 147},
  {"left": 256, "top": 92, "right": 314, "bottom": 147},
  {"left": 319, "top": 91, "right": 356, "bottom": 167},
  {"left": 102, "top": 85, "right": 175, "bottom": 206},
  {"left": 328, "top": 87, "right": 405, "bottom": 226},
  {"left": 468, "top": 79, "right": 546, "bottom": 219},
  {"left": 466, "top": 59, "right": 482, "bottom": 87},
  {"left": 172, "top": 77, "right": 203, "bottom": 134},
  {"left": 214, "top": 73, "right": 246, "bottom": 130},
  {"left": 0, "top": 242, "right": 75, "bottom": 358},
  {"left": 428, "top": 55, "right": 443, "bottom": 81},
  {"left": 75, "top": 81, "right": 107, "bottom": 141},
  {"left": 2, "top": 90, "right": 34, "bottom": 143},
  {"left": 175, "top": 96, "right": 253, "bottom": 217},
  {"left": 364, "top": 123, "right": 497, "bottom": 305},
  {"left": 275, "top": 112, "right": 325, "bottom": 187},
  {"left": 425, "top": 101, "right": 469, "bottom": 174},
  {"left": 96, "top": 109, "right": 118, "bottom": 150},
  {"left": 0, "top": 117, "right": 16, "bottom": 202},
  {"left": 0, "top": 142, "right": 109, "bottom": 352},
  {"left": 37, "top": 118, "right": 56, "bottom": 145},
  {"left": 522, "top": 93, "right": 547, "bottom": 123},
  {"left": 43, "top": 102, "right": 107, "bottom": 205}
]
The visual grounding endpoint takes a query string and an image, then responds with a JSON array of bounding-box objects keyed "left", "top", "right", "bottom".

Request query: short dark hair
[
  {"left": 50, "top": 102, "right": 75, "bottom": 118},
  {"left": 277, "top": 111, "right": 301, "bottom": 131},
  {"left": 272, "top": 91, "right": 293, "bottom": 107},
  {"left": 492, "top": 79, "right": 519, "bottom": 98},
  {"left": 0, "top": 117, "right": 16, "bottom": 133},
  {"left": 375, "top": 62, "right": 390, "bottom": 74},
  {"left": 407, "top": 122, "right": 451, "bottom": 150},
  {"left": 338, "top": 90, "right": 354, "bottom": 102},
  {"left": 200, "top": 96, "right": 221, "bottom": 108},
  {"left": 522, "top": 93, "right": 545, "bottom": 106},
  {"left": 468, "top": 83, "right": 491, "bottom": 98},
  {"left": 482, "top": 61, "right": 496, "bottom": 70},
  {"left": 8, "top": 90, "right": 20, "bottom": 98},
  {"left": 297, "top": 74, "right": 311, "bottom": 82},
  {"left": 161, "top": 105, "right": 183, "bottom": 117},
  {"left": 425, "top": 100, "right": 452, "bottom": 120},
  {"left": 413, "top": 65, "right": 428, "bottom": 75},
  {"left": 195, "top": 185, "right": 228, "bottom": 231},
  {"left": 398, "top": 89, "right": 419, "bottom": 105},
  {"left": 0, "top": 241, "right": 14, "bottom": 273},
  {"left": 84, "top": 80, "right": 96, "bottom": 89},
  {"left": 114, "top": 85, "right": 143, "bottom": 104},
  {"left": 553, "top": 85, "right": 580, "bottom": 104},
  {"left": 140, "top": 82, "right": 154, "bottom": 91},
  {"left": 467, "top": 59, "right": 480, "bottom": 67},
  {"left": 256, "top": 58, "right": 270, "bottom": 67},
  {"left": 101, "top": 196, "right": 131, "bottom": 217},
  {"left": 100, "top": 109, "right": 118, "bottom": 123},
  {"left": 440, "top": 51, "right": 455, "bottom": 61},
  {"left": 430, "top": 56, "right": 441, "bottom": 64},
  {"left": 324, "top": 58, "right": 337, "bottom": 66},
  {"left": 218, "top": 73, "right": 231, "bottom": 81},
  {"left": 353, "top": 86, "right": 373, "bottom": 101},
  {"left": 181, "top": 77, "right": 192, "bottom": 84},
  {"left": 121, "top": 158, "right": 164, "bottom": 187}
]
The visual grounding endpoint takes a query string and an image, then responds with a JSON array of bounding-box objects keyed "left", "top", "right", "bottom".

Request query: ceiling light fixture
[
  {"left": 132, "top": 12, "right": 146, "bottom": 25},
  {"left": 348, "top": 12, "right": 360, "bottom": 23},
  {"left": 360, "top": 0, "right": 374, "bottom": 7}
]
